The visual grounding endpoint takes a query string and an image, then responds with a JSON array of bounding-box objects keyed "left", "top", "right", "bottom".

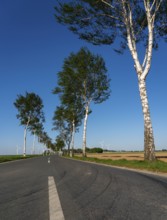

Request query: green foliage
[
  {"left": 55, "top": 136, "right": 65, "bottom": 151},
  {"left": 53, "top": 48, "right": 86, "bottom": 138},
  {"left": 69, "top": 47, "right": 111, "bottom": 105},
  {"left": 55, "top": 1, "right": 167, "bottom": 51},
  {"left": 52, "top": 105, "right": 81, "bottom": 149},
  {"left": 74, "top": 148, "right": 83, "bottom": 153},
  {"left": 14, "top": 92, "right": 45, "bottom": 130},
  {"left": 38, "top": 131, "right": 52, "bottom": 148},
  {"left": 53, "top": 47, "right": 110, "bottom": 116},
  {"left": 53, "top": 47, "right": 111, "bottom": 154},
  {"left": 86, "top": 147, "right": 103, "bottom": 153}
]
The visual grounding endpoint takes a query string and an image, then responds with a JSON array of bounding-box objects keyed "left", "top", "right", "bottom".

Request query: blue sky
[{"left": 0, "top": 0, "right": 167, "bottom": 154}]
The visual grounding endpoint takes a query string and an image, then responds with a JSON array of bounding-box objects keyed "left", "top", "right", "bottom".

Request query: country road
[{"left": 0, "top": 155, "right": 167, "bottom": 220}]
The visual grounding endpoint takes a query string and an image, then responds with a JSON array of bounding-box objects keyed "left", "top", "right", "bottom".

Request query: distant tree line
[
  {"left": 14, "top": 47, "right": 111, "bottom": 157},
  {"left": 86, "top": 147, "right": 103, "bottom": 153},
  {"left": 63, "top": 147, "right": 103, "bottom": 154}
]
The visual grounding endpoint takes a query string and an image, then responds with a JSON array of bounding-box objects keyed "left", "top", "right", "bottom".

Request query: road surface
[{"left": 0, "top": 155, "right": 167, "bottom": 220}]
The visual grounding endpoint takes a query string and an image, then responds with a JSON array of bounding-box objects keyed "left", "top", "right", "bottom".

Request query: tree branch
[
  {"left": 150, "top": 0, "right": 156, "bottom": 11},
  {"left": 98, "top": 13, "right": 120, "bottom": 20},
  {"left": 142, "top": 1, "right": 154, "bottom": 80},
  {"left": 121, "top": 0, "right": 142, "bottom": 75},
  {"left": 142, "top": 48, "right": 148, "bottom": 70},
  {"left": 151, "top": 0, "right": 162, "bottom": 23},
  {"left": 101, "top": 0, "right": 115, "bottom": 9}
]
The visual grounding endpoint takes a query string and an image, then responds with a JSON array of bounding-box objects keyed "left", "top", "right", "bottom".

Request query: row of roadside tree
[
  {"left": 14, "top": 1, "right": 167, "bottom": 161},
  {"left": 14, "top": 92, "right": 53, "bottom": 156},
  {"left": 13, "top": 47, "right": 110, "bottom": 157},
  {"left": 52, "top": 47, "right": 111, "bottom": 157}
]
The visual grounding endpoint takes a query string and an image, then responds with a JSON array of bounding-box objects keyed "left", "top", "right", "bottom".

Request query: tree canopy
[
  {"left": 55, "top": 0, "right": 167, "bottom": 50},
  {"left": 55, "top": 135, "right": 65, "bottom": 151},
  {"left": 14, "top": 92, "right": 45, "bottom": 129},
  {"left": 14, "top": 92, "right": 45, "bottom": 156},
  {"left": 53, "top": 47, "right": 110, "bottom": 156}
]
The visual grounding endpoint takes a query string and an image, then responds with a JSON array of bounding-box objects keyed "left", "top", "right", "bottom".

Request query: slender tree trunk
[
  {"left": 67, "top": 142, "right": 70, "bottom": 156},
  {"left": 70, "top": 120, "right": 75, "bottom": 157},
  {"left": 138, "top": 77, "right": 156, "bottom": 161},
  {"left": 23, "top": 117, "right": 30, "bottom": 157},
  {"left": 32, "top": 133, "right": 36, "bottom": 154},
  {"left": 82, "top": 104, "right": 89, "bottom": 157},
  {"left": 23, "top": 127, "right": 27, "bottom": 157},
  {"left": 67, "top": 134, "right": 72, "bottom": 156},
  {"left": 125, "top": 3, "right": 156, "bottom": 161}
]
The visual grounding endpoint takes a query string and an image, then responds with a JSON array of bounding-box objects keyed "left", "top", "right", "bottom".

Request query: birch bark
[
  {"left": 138, "top": 77, "right": 156, "bottom": 160},
  {"left": 32, "top": 132, "right": 36, "bottom": 154},
  {"left": 70, "top": 120, "right": 75, "bottom": 157},
  {"left": 23, "top": 127, "right": 27, "bottom": 157},
  {"left": 123, "top": 0, "right": 156, "bottom": 160},
  {"left": 23, "top": 117, "right": 30, "bottom": 157},
  {"left": 82, "top": 104, "right": 89, "bottom": 157}
]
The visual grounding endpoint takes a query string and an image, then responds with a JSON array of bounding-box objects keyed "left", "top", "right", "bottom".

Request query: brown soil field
[{"left": 75, "top": 152, "right": 167, "bottom": 162}]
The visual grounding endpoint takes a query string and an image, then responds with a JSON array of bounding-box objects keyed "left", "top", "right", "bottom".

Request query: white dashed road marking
[{"left": 48, "top": 176, "right": 65, "bottom": 220}]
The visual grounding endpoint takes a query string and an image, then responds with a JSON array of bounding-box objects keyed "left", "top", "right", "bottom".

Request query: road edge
[{"left": 62, "top": 156, "right": 167, "bottom": 178}]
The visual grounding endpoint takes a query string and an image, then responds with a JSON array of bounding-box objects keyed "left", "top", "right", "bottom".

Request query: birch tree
[
  {"left": 53, "top": 48, "right": 110, "bottom": 157},
  {"left": 14, "top": 92, "right": 45, "bottom": 156},
  {"left": 55, "top": 0, "right": 167, "bottom": 161},
  {"left": 53, "top": 105, "right": 82, "bottom": 156},
  {"left": 55, "top": 135, "right": 65, "bottom": 151},
  {"left": 53, "top": 60, "right": 84, "bottom": 156},
  {"left": 30, "top": 123, "right": 44, "bottom": 154},
  {"left": 38, "top": 131, "right": 52, "bottom": 150},
  {"left": 69, "top": 47, "right": 110, "bottom": 157},
  {"left": 53, "top": 106, "right": 72, "bottom": 154}
]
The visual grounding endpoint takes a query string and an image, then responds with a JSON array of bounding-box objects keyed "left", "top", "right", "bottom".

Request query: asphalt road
[
  {"left": 0, "top": 156, "right": 52, "bottom": 220},
  {"left": 0, "top": 156, "right": 167, "bottom": 220}
]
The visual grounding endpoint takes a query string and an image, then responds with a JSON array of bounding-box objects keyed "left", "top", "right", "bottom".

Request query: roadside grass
[
  {"left": 0, "top": 155, "right": 41, "bottom": 163},
  {"left": 70, "top": 156, "right": 167, "bottom": 173}
]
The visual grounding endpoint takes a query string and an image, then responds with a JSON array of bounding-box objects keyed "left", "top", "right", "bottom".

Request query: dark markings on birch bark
[{"left": 138, "top": 78, "right": 156, "bottom": 161}]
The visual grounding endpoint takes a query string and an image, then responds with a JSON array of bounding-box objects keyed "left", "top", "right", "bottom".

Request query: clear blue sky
[{"left": 0, "top": 0, "right": 167, "bottom": 155}]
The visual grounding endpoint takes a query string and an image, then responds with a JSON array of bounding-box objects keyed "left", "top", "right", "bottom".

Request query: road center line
[{"left": 48, "top": 176, "right": 65, "bottom": 220}]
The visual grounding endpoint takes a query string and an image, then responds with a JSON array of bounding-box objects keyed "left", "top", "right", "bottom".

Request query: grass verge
[
  {"left": 0, "top": 155, "right": 41, "bottom": 163},
  {"left": 69, "top": 156, "right": 167, "bottom": 173}
]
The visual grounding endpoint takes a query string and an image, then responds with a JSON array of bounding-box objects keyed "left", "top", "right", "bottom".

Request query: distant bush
[
  {"left": 63, "top": 147, "right": 104, "bottom": 154},
  {"left": 73, "top": 148, "right": 82, "bottom": 154},
  {"left": 86, "top": 147, "right": 103, "bottom": 153}
]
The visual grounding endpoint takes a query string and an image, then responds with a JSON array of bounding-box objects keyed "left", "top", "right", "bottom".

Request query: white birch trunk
[
  {"left": 23, "top": 117, "right": 30, "bottom": 157},
  {"left": 23, "top": 127, "right": 27, "bottom": 157},
  {"left": 138, "top": 77, "right": 156, "bottom": 160},
  {"left": 32, "top": 133, "right": 36, "bottom": 154},
  {"left": 123, "top": 1, "right": 157, "bottom": 161},
  {"left": 82, "top": 104, "right": 89, "bottom": 157},
  {"left": 70, "top": 120, "right": 75, "bottom": 157}
]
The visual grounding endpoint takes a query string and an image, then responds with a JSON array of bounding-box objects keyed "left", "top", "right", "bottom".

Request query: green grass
[
  {"left": 0, "top": 155, "right": 41, "bottom": 163},
  {"left": 70, "top": 156, "right": 167, "bottom": 173}
]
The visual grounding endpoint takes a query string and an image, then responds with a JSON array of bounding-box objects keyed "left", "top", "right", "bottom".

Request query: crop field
[{"left": 75, "top": 151, "right": 167, "bottom": 162}]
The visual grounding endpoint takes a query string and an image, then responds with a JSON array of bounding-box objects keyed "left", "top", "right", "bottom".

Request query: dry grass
[{"left": 75, "top": 151, "right": 167, "bottom": 162}]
